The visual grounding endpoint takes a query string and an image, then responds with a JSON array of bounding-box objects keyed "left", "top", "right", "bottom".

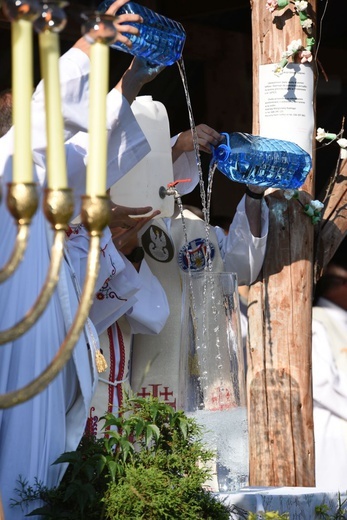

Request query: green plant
[
  {"left": 12, "top": 434, "right": 110, "bottom": 519},
  {"left": 12, "top": 396, "right": 233, "bottom": 519},
  {"left": 315, "top": 493, "right": 347, "bottom": 519}
]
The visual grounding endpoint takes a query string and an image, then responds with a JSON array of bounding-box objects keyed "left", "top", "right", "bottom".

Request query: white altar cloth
[{"left": 217, "top": 487, "right": 345, "bottom": 519}]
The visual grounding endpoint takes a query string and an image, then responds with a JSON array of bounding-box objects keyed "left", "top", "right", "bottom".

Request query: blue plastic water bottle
[
  {"left": 212, "top": 132, "right": 312, "bottom": 189},
  {"left": 97, "top": 1, "right": 186, "bottom": 66}
]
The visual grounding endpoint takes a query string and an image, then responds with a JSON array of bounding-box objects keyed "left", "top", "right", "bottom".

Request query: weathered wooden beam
[{"left": 248, "top": 0, "right": 316, "bottom": 486}]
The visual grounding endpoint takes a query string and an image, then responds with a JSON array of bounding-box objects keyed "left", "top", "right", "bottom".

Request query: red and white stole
[{"left": 131, "top": 209, "right": 224, "bottom": 409}]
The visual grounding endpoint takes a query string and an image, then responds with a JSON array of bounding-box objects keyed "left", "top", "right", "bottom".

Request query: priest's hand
[
  {"left": 172, "top": 124, "right": 223, "bottom": 163},
  {"left": 109, "top": 202, "right": 160, "bottom": 255}
]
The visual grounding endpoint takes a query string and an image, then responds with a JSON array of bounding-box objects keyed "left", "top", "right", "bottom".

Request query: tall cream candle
[
  {"left": 39, "top": 30, "right": 67, "bottom": 190},
  {"left": 86, "top": 41, "right": 109, "bottom": 197},
  {"left": 12, "top": 19, "right": 33, "bottom": 184}
]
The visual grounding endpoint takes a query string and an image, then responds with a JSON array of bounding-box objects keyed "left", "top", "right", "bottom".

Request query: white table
[{"left": 217, "top": 487, "right": 344, "bottom": 519}]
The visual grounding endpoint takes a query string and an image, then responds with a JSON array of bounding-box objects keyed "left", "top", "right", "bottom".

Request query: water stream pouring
[
  {"left": 97, "top": 1, "right": 186, "bottom": 66},
  {"left": 179, "top": 272, "right": 248, "bottom": 492},
  {"left": 100, "top": 1, "right": 250, "bottom": 495},
  {"left": 211, "top": 132, "right": 312, "bottom": 189}
]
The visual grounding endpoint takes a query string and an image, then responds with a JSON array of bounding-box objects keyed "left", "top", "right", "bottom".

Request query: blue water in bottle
[
  {"left": 97, "top": 1, "right": 186, "bottom": 66},
  {"left": 212, "top": 132, "right": 312, "bottom": 189}
]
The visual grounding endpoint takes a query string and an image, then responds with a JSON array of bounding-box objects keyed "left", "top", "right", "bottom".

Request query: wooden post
[{"left": 247, "top": 0, "right": 317, "bottom": 486}]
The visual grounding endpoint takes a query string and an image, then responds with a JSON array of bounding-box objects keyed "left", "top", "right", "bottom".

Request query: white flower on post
[
  {"left": 310, "top": 200, "right": 324, "bottom": 212},
  {"left": 316, "top": 128, "right": 326, "bottom": 142},
  {"left": 266, "top": 0, "right": 279, "bottom": 12},
  {"left": 295, "top": 0, "right": 308, "bottom": 11},
  {"left": 284, "top": 189, "right": 323, "bottom": 225},
  {"left": 299, "top": 49, "right": 313, "bottom": 63},
  {"left": 301, "top": 18, "right": 313, "bottom": 29},
  {"left": 266, "top": 0, "right": 290, "bottom": 13},
  {"left": 304, "top": 199, "right": 324, "bottom": 224},
  {"left": 337, "top": 138, "right": 347, "bottom": 159},
  {"left": 315, "top": 127, "right": 337, "bottom": 143},
  {"left": 287, "top": 39, "right": 302, "bottom": 54},
  {"left": 275, "top": 39, "right": 303, "bottom": 74}
]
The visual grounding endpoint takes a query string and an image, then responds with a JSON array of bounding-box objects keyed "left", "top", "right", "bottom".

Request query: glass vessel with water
[{"left": 178, "top": 271, "right": 249, "bottom": 493}]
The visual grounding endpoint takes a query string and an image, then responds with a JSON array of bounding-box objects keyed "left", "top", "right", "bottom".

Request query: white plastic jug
[{"left": 109, "top": 96, "right": 174, "bottom": 218}]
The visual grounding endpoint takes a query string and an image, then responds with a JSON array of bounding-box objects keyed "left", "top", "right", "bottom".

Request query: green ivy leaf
[
  {"left": 145, "top": 424, "right": 160, "bottom": 446},
  {"left": 53, "top": 451, "right": 81, "bottom": 465},
  {"left": 106, "top": 460, "right": 120, "bottom": 482},
  {"left": 94, "top": 454, "right": 107, "bottom": 477},
  {"left": 178, "top": 417, "right": 188, "bottom": 439}
]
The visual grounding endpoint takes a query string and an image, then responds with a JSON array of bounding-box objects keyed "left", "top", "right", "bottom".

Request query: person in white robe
[
  {"left": 0, "top": 2, "right": 168, "bottom": 516},
  {"left": 312, "top": 243, "right": 347, "bottom": 492},
  {"left": 66, "top": 211, "right": 170, "bottom": 437},
  {"left": 70, "top": 125, "right": 226, "bottom": 435},
  {"left": 130, "top": 125, "right": 270, "bottom": 408}
]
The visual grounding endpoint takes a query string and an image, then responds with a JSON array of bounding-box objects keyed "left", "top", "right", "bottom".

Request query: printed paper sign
[{"left": 259, "top": 63, "right": 314, "bottom": 155}]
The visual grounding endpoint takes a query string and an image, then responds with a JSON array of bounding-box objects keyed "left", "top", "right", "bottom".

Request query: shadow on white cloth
[{"left": 217, "top": 487, "right": 346, "bottom": 519}]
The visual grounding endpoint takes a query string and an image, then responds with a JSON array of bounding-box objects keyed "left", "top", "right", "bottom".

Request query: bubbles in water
[{"left": 189, "top": 408, "right": 249, "bottom": 492}]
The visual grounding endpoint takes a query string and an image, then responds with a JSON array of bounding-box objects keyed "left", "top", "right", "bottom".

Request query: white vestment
[
  {"left": 69, "top": 130, "right": 247, "bottom": 436},
  {"left": 66, "top": 226, "right": 170, "bottom": 437},
  {"left": 130, "top": 144, "right": 269, "bottom": 407},
  {"left": 86, "top": 259, "right": 170, "bottom": 437},
  {"left": 312, "top": 297, "right": 347, "bottom": 492},
  {"left": 0, "top": 47, "right": 150, "bottom": 519},
  {"left": 66, "top": 133, "right": 203, "bottom": 435}
]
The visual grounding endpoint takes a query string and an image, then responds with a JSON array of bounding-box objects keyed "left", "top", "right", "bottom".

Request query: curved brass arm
[
  {"left": 0, "top": 224, "right": 31, "bottom": 283},
  {"left": 0, "top": 183, "right": 39, "bottom": 284},
  {"left": 0, "top": 235, "right": 100, "bottom": 408},
  {"left": 0, "top": 188, "right": 74, "bottom": 344},
  {"left": 0, "top": 195, "right": 110, "bottom": 408},
  {"left": 0, "top": 229, "right": 66, "bottom": 344}
]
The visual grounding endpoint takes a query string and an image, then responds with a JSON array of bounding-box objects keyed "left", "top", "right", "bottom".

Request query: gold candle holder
[
  {"left": 0, "top": 1, "right": 71, "bottom": 329},
  {"left": 0, "top": 7, "right": 116, "bottom": 407},
  {"left": 0, "top": 0, "right": 41, "bottom": 282},
  {"left": 0, "top": 188, "right": 74, "bottom": 345},
  {"left": 0, "top": 195, "right": 110, "bottom": 408},
  {"left": 0, "top": 182, "right": 39, "bottom": 283}
]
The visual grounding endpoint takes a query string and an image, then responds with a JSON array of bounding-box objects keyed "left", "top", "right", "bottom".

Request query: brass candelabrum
[{"left": 0, "top": 0, "right": 118, "bottom": 408}]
